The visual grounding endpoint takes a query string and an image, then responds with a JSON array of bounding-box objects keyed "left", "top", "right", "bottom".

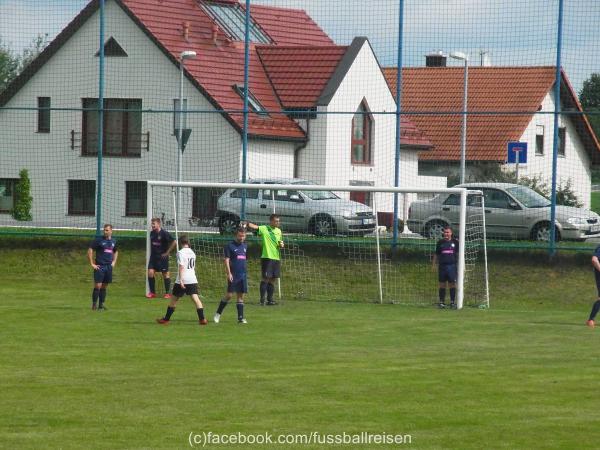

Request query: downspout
[{"left": 293, "top": 116, "right": 310, "bottom": 178}]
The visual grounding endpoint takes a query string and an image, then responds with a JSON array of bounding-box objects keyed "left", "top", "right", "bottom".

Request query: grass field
[{"left": 2, "top": 238, "right": 600, "bottom": 449}]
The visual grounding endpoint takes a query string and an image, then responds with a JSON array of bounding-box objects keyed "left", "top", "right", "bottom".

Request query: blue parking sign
[{"left": 507, "top": 141, "right": 527, "bottom": 164}]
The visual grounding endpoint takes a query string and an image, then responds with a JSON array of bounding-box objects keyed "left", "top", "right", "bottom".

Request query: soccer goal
[{"left": 146, "top": 181, "right": 489, "bottom": 309}]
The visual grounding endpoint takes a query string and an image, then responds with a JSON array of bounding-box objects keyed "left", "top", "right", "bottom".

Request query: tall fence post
[
  {"left": 95, "top": 0, "right": 105, "bottom": 236},
  {"left": 550, "top": 0, "right": 564, "bottom": 255},
  {"left": 392, "top": 0, "right": 405, "bottom": 249},
  {"left": 240, "top": 0, "right": 251, "bottom": 220}
]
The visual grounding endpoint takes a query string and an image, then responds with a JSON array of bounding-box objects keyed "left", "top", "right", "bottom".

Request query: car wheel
[
  {"left": 218, "top": 215, "right": 240, "bottom": 235},
  {"left": 531, "top": 222, "right": 561, "bottom": 242},
  {"left": 424, "top": 220, "right": 448, "bottom": 240},
  {"left": 311, "top": 215, "right": 337, "bottom": 236}
]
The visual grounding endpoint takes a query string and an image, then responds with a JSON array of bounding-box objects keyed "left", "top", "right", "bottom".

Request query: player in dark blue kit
[
  {"left": 146, "top": 218, "right": 177, "bottom": 299},
  {"left": 433, "top": 226, "right": 459, "bottom": 309},
  {"left": 214, "top": 227, "right": 248, "bottom": 324},
  {"left": 87, "top": 224, "right": 119, "bottom": 311},
  {"left": 586, "top": 245, "right": 600, "bottom": 327}
]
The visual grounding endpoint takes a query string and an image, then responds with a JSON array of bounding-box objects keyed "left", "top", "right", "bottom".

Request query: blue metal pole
[
  {"left": 550, "top": 0, "right": 564, "bottom": 255},
  {"left": 392, "top": 0, "right": 405, "bottom": 248},
  {"left": 240, "top": 0, "right": 251, "bottom": 220},
  {"left": 95, "top": 0, "right": 105, "bottom": 236}
]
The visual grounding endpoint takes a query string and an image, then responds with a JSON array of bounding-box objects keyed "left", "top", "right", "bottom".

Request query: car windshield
[
  {"left": 505, "top": 186, "right": 551, "bottom": 208},
  {"left": 302, "top": 190, "right": 339, "bottom": 200}
]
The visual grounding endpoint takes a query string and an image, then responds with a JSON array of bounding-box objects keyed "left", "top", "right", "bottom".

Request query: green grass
[
  {"left": 591, "top": 191, "right": 600, "bottom": 215},
  {"left": 2, "top": 239, "right": 600, "bottom": 449}
]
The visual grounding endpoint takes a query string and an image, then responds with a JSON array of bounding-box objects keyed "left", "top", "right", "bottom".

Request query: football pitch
[{"left": 2, "top": 239, "right": 600, "bottom": 449}]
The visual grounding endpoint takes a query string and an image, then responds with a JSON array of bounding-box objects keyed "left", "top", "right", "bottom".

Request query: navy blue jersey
[
  {"left": 90, "top": 237, "right": 117, "bottom": 265},
  {"left": 150, "top": 229, "right": 174, "bottom": 257},
  {"left": 435, "top": 238, "right": 459, "bottom": 265},
  {"left": 224, "top": 241, "right": 248, "bottom": 280}
]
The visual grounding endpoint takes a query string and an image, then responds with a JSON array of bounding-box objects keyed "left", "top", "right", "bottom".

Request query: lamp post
[
  {"left": 177, "top": 50, "right": 196, "bottom": 221},
  {"left": 450, "top": 51, "right": 468, "bottom": 184}
]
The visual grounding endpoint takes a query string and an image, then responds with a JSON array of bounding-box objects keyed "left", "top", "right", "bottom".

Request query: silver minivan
[
  {"left": 216, "top": 178, "right": 376, "bottom": 236},
  {"left": 407, "top": 182, "right": 600, "bottom": 241}
]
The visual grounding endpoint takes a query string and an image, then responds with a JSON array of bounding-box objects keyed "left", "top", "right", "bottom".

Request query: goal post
[{"left": 146, "top": 181, "right": 489, "bottom": 309}]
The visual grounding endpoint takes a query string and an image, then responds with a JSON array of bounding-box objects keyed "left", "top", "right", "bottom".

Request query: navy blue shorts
[
  {"left": 94, "top": 264, "right": 113, "bottom": 284},
  {"left": 261, "top": 258, "right": 281, "bottom": 279},
  {"left": 148, "top": 255, "right": 169, "bottom": 272},
  {"left": 438, "top": 264, "right": 457, "bottom": 283},
  {"left": 595, "top": 270, "right": 600, "bottom": 296},
  {"left": 227, "top": 276, "right": 248, "bottom": 293}
]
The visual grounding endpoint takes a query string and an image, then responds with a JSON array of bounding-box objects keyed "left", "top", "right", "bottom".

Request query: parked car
[
  {"left": 407, "top": 182, "right": 600, "bottom": 241},
  {"left": 216, "top": 178, "right": 376, "bottom": 236}
]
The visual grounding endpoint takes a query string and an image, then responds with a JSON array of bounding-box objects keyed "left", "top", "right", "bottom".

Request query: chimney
[
  {"left": 212, "top": 24, "right": 219, "bottom": 45},
  {"left": 182, "top": 21, "right": 190, "bottom": 42},
  {"left": 425, "top": 50, "right": 447, "bottom": 67}
]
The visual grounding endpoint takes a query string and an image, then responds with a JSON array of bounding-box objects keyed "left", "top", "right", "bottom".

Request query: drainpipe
[{"left": 293, "top": 116, "right": 310, "bottom": 178}]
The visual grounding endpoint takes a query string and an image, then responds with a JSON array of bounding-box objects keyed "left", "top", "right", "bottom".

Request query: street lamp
[
  {"left": 450, "top": 51, "right": 468, "bottom": 184},
  {"left": 177, "top": 50, "right": 196, "bottom": 222}
]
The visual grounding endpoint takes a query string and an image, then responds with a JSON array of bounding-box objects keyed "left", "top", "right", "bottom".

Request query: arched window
[{"left": 351, "top": 100, "right": 373, "bottom": 164}]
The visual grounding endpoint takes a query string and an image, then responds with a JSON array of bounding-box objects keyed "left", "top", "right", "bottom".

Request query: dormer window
[
  {"left": 201, "top": 1, "right": 271, "bottom": 44},
  {"left": 233, "top": 84, "right": 268, "bottom": 116}
]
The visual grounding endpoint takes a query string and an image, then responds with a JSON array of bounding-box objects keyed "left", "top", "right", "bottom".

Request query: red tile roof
[
  {"left": 257, "top": 45, "right": 348, "bottom": 108},
  {"left": 121, "top": 0, "right": 340, "bottom": 140},
  {"left": 383, "top": 66, "right": 600, "bottom": 162}
]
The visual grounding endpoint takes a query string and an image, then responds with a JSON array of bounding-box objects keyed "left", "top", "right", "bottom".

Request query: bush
[{"left": 12, "top": 169, "right": 32, "bottom": 221}]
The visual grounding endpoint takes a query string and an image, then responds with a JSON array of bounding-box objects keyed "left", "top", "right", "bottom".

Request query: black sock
[
  {"left": 237, "top": 302, "right": 244, "bottom": 320},
  {"left": 260, "top": 282, "right": 267, "bottom": 302},
  {"left": 197, "top": 308, "right": 205, "bottom": 321},
  {"left": 99, "top": 289, "right": 107, "bottom": 307},
  {"left": 267, "top": 283, "right": 274, "bottom": 302},
  {"left": 164, "top": 278, "right": 171, "bottom": 294},
  {"left": 148, "top": 277, "right": 156, "bottom": 294},
  {"left": 217, "top": 299, "right": 228, "bottom": 314},
  {"left": 589, "top": 300, "right": 600, "bottom": 321},
  {"left": 450, "top": 288, "right": 456, "bottom": 304},
  {"left": 164, "top": 306, "right": 175, "bottom": 320},
  {"left": 439, "top": 288, "right": 446, "bottom": 303},
  {"left": 92, "top": 288, "right": 99, "bottom": 305}
]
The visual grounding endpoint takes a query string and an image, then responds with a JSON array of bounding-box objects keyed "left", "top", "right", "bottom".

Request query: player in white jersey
[{"left": 156, "top": 235, "right": 208, "bottom": 326}]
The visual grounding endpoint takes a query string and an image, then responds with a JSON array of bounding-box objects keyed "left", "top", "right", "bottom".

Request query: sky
[{"left": 0, "top": 0, "right": 599, "bottom": 92}]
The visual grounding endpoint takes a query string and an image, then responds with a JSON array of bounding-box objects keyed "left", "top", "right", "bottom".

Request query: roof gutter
[{"left": 293, "top": 116, "right": 310, "bottom": 178}]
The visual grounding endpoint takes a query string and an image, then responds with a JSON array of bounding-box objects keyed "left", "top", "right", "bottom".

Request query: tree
[
  {"left": 580, "top": 73, "right": 600, "bottom": 141},
  {"left": 0, "top": 34, "right": 48, "bottom": 93},
  {"left": 12, "top": 169, "right": 33, "bottom": 221}
]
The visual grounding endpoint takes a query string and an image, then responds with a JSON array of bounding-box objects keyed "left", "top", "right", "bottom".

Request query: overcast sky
[{"left": 1, "top": 0, "right": 598, "bottom": 92}]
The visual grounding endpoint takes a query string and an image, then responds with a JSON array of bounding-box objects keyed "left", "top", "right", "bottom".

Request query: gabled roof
[
  {"left": 383, "top": 66, "right": 600, "bottom": 163},
  {"left": 0, "top": 0, "right": 334, "bottom": 141}
]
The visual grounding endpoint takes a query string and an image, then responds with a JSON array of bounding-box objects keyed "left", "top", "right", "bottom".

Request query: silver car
[
  {"left": 216, "top": 178, "right": 376, "bottom": 236},
  {"left": 407, "top": 182, "right": 600, "bottom": 241}
]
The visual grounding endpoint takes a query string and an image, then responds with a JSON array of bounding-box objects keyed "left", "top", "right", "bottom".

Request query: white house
[
  {"left": 384, "top": 65, "right": 600, "bottom": 209},
  {"left": 0, "top": 0, "right": 442, "bottom": 230}
]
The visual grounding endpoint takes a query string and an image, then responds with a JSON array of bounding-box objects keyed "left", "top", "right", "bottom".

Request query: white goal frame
[{"left": 147, "top": 181, "right": 484, "bottom": 309}]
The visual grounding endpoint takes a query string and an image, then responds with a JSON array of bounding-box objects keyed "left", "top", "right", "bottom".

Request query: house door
[
  {"left": 192, "top": 188, "right": 222, "bottom": 221},
  {"left": 350, "top": 191, "right": 371, "bottom": 206}
]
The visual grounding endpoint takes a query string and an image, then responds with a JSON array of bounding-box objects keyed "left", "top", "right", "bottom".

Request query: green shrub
[{"left": 12, "top": 169, "right": 32, "bottom": 221}]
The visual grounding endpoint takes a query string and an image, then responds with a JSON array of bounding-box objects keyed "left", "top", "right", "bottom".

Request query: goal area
[{"left": 147, "top": 181, "right": 489, "bottom": 310}]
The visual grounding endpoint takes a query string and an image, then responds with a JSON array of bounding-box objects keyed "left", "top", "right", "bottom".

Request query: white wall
[
  {"left": 515, "top": 91, "right": 592, "bottom": 209},
  {"left": 0, "top": 0, "right": 240, "bottom": 229}
]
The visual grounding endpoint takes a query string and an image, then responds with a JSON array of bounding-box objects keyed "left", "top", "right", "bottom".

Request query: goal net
[{"left": 147, "top": 181, "right": 489, "bottom": 309}]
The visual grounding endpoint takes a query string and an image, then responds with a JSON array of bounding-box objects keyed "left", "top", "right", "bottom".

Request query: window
[
  {"left": 95, "top": 37, "right": 128, "bottom": 57},
  {"left": 230, "top": 188, "right": 258, "bottom": 199},
  {"left": 173, "top": 99, "right": 188, "bottom": 134},
  {"left": 351, "top": 101, "right": 373, "bottom": 164},
  {"left": 82, "top": 98, "right": 142, "bottom": 157},
  {"left": 535, "top": 125, "right": 544, "bottom": 155},
  {"left": 0, "top": 178, "right": 17, "bottom": 213},
  {"left": 558, "top": 127, "right": 566, "bottom": 156},
  {"left": 68, "top": 180, "right": 95, "bottom": 216},
  {"left": 125, "top": 181, "right": 146, "bottom": 216},
  {"left": 262, "top": 189, "right": 300, "bottom": 202},
  {"left": 482, "top": 189, "right": 513, "bottom": 209},
  {"left": 233, "top": 85, "right": 268, "bottom": 116},
  {"left": 37, "top": 97, "right": 50, "bottom": 133},
  {"left": 202, "top": 2, "right": 271, "bottom": 44}
]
